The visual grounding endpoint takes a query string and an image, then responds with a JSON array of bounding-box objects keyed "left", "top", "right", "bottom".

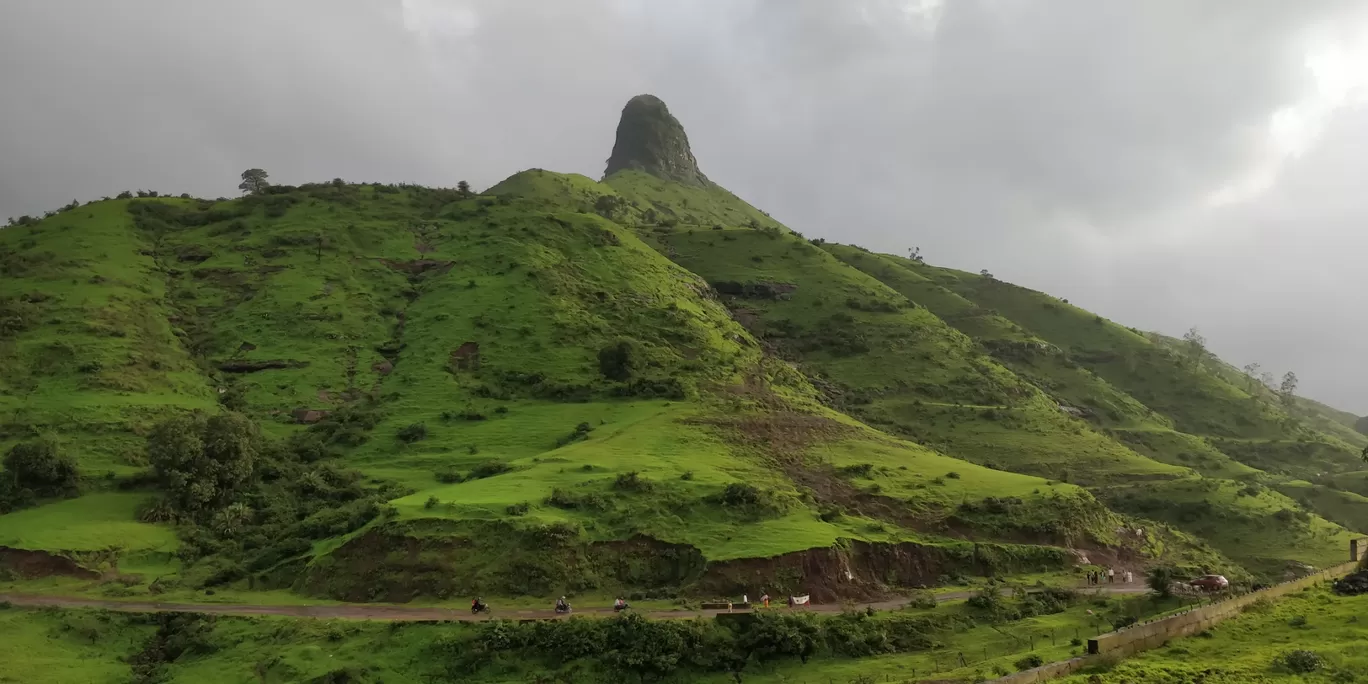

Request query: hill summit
[{"left": 604, "top": 94, "right": 709, "bottom": 186}]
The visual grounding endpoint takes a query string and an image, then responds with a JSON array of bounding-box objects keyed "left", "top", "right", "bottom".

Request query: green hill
[{"left": 1, "top": 95, "right": 1362, "bottom": 613}]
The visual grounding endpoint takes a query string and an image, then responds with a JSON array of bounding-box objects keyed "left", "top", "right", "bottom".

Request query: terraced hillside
[{"left": 0, "top": 95, "right": 1362, "bottom": 611}]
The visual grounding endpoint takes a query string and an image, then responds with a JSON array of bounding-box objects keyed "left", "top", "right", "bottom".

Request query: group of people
[
  {"left": 470, "top": 591, "right": 796, "bottom": 617},
  {"left": 1086, "top": 567, "right": 1134, "bottom": 585},
  {"left": 470, "top": 596, "right": 631, "bottom": 616}
]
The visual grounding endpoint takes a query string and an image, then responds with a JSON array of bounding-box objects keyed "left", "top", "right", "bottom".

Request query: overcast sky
[{"left": 2, "top": 0, "right": 1366, "bottom": 413}]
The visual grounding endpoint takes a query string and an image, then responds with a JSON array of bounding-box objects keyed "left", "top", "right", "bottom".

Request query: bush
[
  {"left": 719, "top": 482, "right": 762, "bottom": 507},
  {"left": 598, "top": 340, "right": 639, "bottom": 381},
  {"left": 396, "top": 423, "right": 427, "bottom": 443},
  {"left": 467, "top": 461, "right": 512, "bottom": 480},
  {"left": 434, "top": 469, "right": 464, "bottom": 484},
  {"left": 1276, "top": 649, "right": 1323, "bottom": 674},
  {"left": 505, "top": 502, "right": 529, "bottom": 516},
  {"left": 555, "top": 422, "right": 593, "bottom": 447},
  {"left": 424, "top": 496, "right": 440, "bottom": 509},
  {"left": 545, "top": 488, "right": 610, "bottom": 511},
  {"left": 1014, "top": 654, "right": 1044, "bottom": 671},
  {"left": 1147, "top": 566, "right": 1179, "bottom": 598},
  {"left": 905, "top": 591, "right": 937, "bottom": 610},
  {"left": 838, "top": 463, "right": 874, "bottom": 478},
  {"left": 2, "top": 439, "right": 79, "bottom": 499},
  {"left": 613, "top": 471, "right": 653, "bottom": 492}
]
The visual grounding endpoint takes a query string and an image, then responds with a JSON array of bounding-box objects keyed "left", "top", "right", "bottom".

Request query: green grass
[
  {"left": 1100, "top": 478, "right": 1355, "bottom": 574},
  {"left": 1, "top": 165, "right": 1362, "bottom": 606},
  {"left": 0, "top": 493, "right": 176, "bottom": 553},
  {"left": 0, "top": 589, "right": 1194, "bottom": 684},
  {"left": 1060, "top": 584, "right": 1368, "bottom": 683},
  {"left": 0, "top": 608, "right": 150, "bottom": 684}
]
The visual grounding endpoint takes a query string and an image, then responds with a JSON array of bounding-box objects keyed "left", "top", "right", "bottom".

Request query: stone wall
[{"left": 979, "top": 560, "right": 1358, "bottom": 684}]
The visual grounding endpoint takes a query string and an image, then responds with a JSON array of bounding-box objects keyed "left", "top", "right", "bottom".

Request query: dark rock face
[
  {"left": 604, "top": 94, "right": 710, "bottom": 186},
  {"left": 1354, "top": 415, "right": 1368, "bottom": 437}
]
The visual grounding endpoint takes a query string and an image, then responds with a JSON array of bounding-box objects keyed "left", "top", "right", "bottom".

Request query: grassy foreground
[
  {"left": 1061, "top": 583, "right": 1368, "bottom": 683},
  {"left": 0, "top": 586, "right": 1194, "bottom": 684}
]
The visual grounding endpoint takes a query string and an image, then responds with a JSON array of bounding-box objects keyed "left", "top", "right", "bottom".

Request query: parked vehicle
[{"left": 1189, "top": 574, "right": 1229, "bottom": 591}]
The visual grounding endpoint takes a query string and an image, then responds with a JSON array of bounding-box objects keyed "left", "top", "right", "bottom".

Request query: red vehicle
[{"left": 1189, "top": 574, "right": 1229, "bottom": 591}]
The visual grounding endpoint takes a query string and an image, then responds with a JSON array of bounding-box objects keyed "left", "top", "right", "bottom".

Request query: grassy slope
[
  {"left": 641, "top": 225, "right": 1182, "bottom": 487},
  {"left": 824, "top": 246, "right": 1362, "bottom": 573},
  {"left": 0, "top": 493, "right": 175, "bottom": 553},
  {"left": 1062, "top": 584, "right": 1368, "bottom": 683},
  {"left": 0, "top": 169, "right": 1356, "bottom": 599},
  {"left": 0, "top": 200, "right": 215, "bottom": 474},
  {"left": 1, "top": 180, "right": 1100, "bottom": 603}
]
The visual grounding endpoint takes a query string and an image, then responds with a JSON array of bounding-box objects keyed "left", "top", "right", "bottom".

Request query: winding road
[{"left": 0, "top": 583, "right": 1148, "bottom": 622}]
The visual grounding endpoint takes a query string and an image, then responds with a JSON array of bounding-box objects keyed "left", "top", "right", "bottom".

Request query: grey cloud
[{"left": 1, "top": 0, "right": 1364, "bottom": 410}]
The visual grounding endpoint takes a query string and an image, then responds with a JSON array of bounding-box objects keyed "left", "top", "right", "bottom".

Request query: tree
[
  {"left": 1182, "top": 327, "right": 1207, "bottom": 368},
  {"left": 908, "top": 246, "right": 923, "bottom": 262},
  {"left": 238, "top": 168, "right": 269, "bottom": 195},
  {"left": 147, "top": 412, "right": 259, "bottom": 518},
  {"left": 1361, "top": 444, "right": 1367, "bottom": 464},
  {"left": 1146, "top": 566, "right": 1179, "bottom": 598},
  {"left": 980, "top": 269, "right": 994, "bottom": 279},
  {"left": 594, "top": 194, "right": 622, "bottom": 219},
  {"left": 1242, "top": 362, "right": 1262, "bottom": 393},
  {"left": 1279, "top": 371, "right": 1299, "bottom": 407},
  {"left": 741, "top": 612, "right": 821, "bottom": 664},
  {"left": 2, "top": 439, "right": 79, "bottom": 498},
  {"left": 598, "top": 340, "right": 639, "bottom": 382},
  {"left": 456, "top": 180, "right": 471, "bottom": 195}
]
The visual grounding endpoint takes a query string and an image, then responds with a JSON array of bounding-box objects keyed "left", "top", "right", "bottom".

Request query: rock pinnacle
[{"left": 604, "top": 95, "right": 709, "bottom": 186}]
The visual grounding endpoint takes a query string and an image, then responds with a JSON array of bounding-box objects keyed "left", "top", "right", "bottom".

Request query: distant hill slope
[{"left": 1, "top": 95, "right": 1361, "bottom": 601}]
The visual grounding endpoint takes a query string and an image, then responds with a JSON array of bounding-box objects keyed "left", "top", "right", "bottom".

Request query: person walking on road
[{"left": 1108, "top": 567, "right": 1115, "bottom": 584}]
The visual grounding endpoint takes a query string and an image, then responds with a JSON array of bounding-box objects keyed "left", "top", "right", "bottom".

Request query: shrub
[
  {"left": 424, "top": 496, "right": 440, "bottom": 509},
  {"left": 905, "top": 591, "right": 937, "bottom": 610},
  {"left": 545, "top": 488, "right": 610, "bottom": 511},
  {"left": 2, "top": 439, "right": 79, "bottom": 499},
  {"left": 505, "top": 502, "right": 529, "bottom": 516},
  {"left": 1276, "top": 649, "right": 1323, "bottom": 674},
  {"left": 1014, "top": 654, "right": 1044, "bottom": 671},
  {"left": 434, "top": 469, "right": 464, "bottom": 484},
  {"left": 598, "top": 340, "right": 639, "bottom": 382},
  {"left": 613, "top": 471, "right": 653, "bottom": 492},
  {"left": 838, "top": 463, "right": 874, "bottom": 478},
  {"left": 719, "top": 482, "right": 763, "bottom": 507},
  {"left": 1146, "top": 566, "right": 1179, "bottom": 598},
  {"left": 945, "top": 471, "right": 961, "bottom": 479},
  {"left": 555, "top": 422, "right": 593, "bottom": 447},
  {"left": 467, "top": 461, "right": 512, "bottom": 480},
  {"left": 396, "top": 423, "right": 427, "bottom": 443}
]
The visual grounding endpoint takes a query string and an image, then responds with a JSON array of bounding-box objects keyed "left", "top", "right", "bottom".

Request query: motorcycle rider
[
  {"left": 471, "top": 596, "right": 488, "bottom": 613},
  {"left": 613, "top": 597, "right": 629, "bottom": 611},
  {"left": 555, "top": 596, "right": 571, "bottom": 613}
]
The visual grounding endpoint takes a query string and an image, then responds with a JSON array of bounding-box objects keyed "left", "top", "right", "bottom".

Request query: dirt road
[{"left": 0, "top": 583, "right": 1148, "bottom": 622}]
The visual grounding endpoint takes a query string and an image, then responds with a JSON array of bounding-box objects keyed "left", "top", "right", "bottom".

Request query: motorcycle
[
  {"left": 613, "top": 602, "right": 631, "bottom": 613},
  {"left": 554, "top": 603, "right": 573, "bottom": 615},
  {"left": 471, "top": 602, "right": 491, "bottom": 615}
]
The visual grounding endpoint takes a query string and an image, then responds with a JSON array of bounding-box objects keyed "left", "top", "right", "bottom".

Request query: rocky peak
[{"left": 604, "top": 94, "right": 709, "bottom": 186}]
